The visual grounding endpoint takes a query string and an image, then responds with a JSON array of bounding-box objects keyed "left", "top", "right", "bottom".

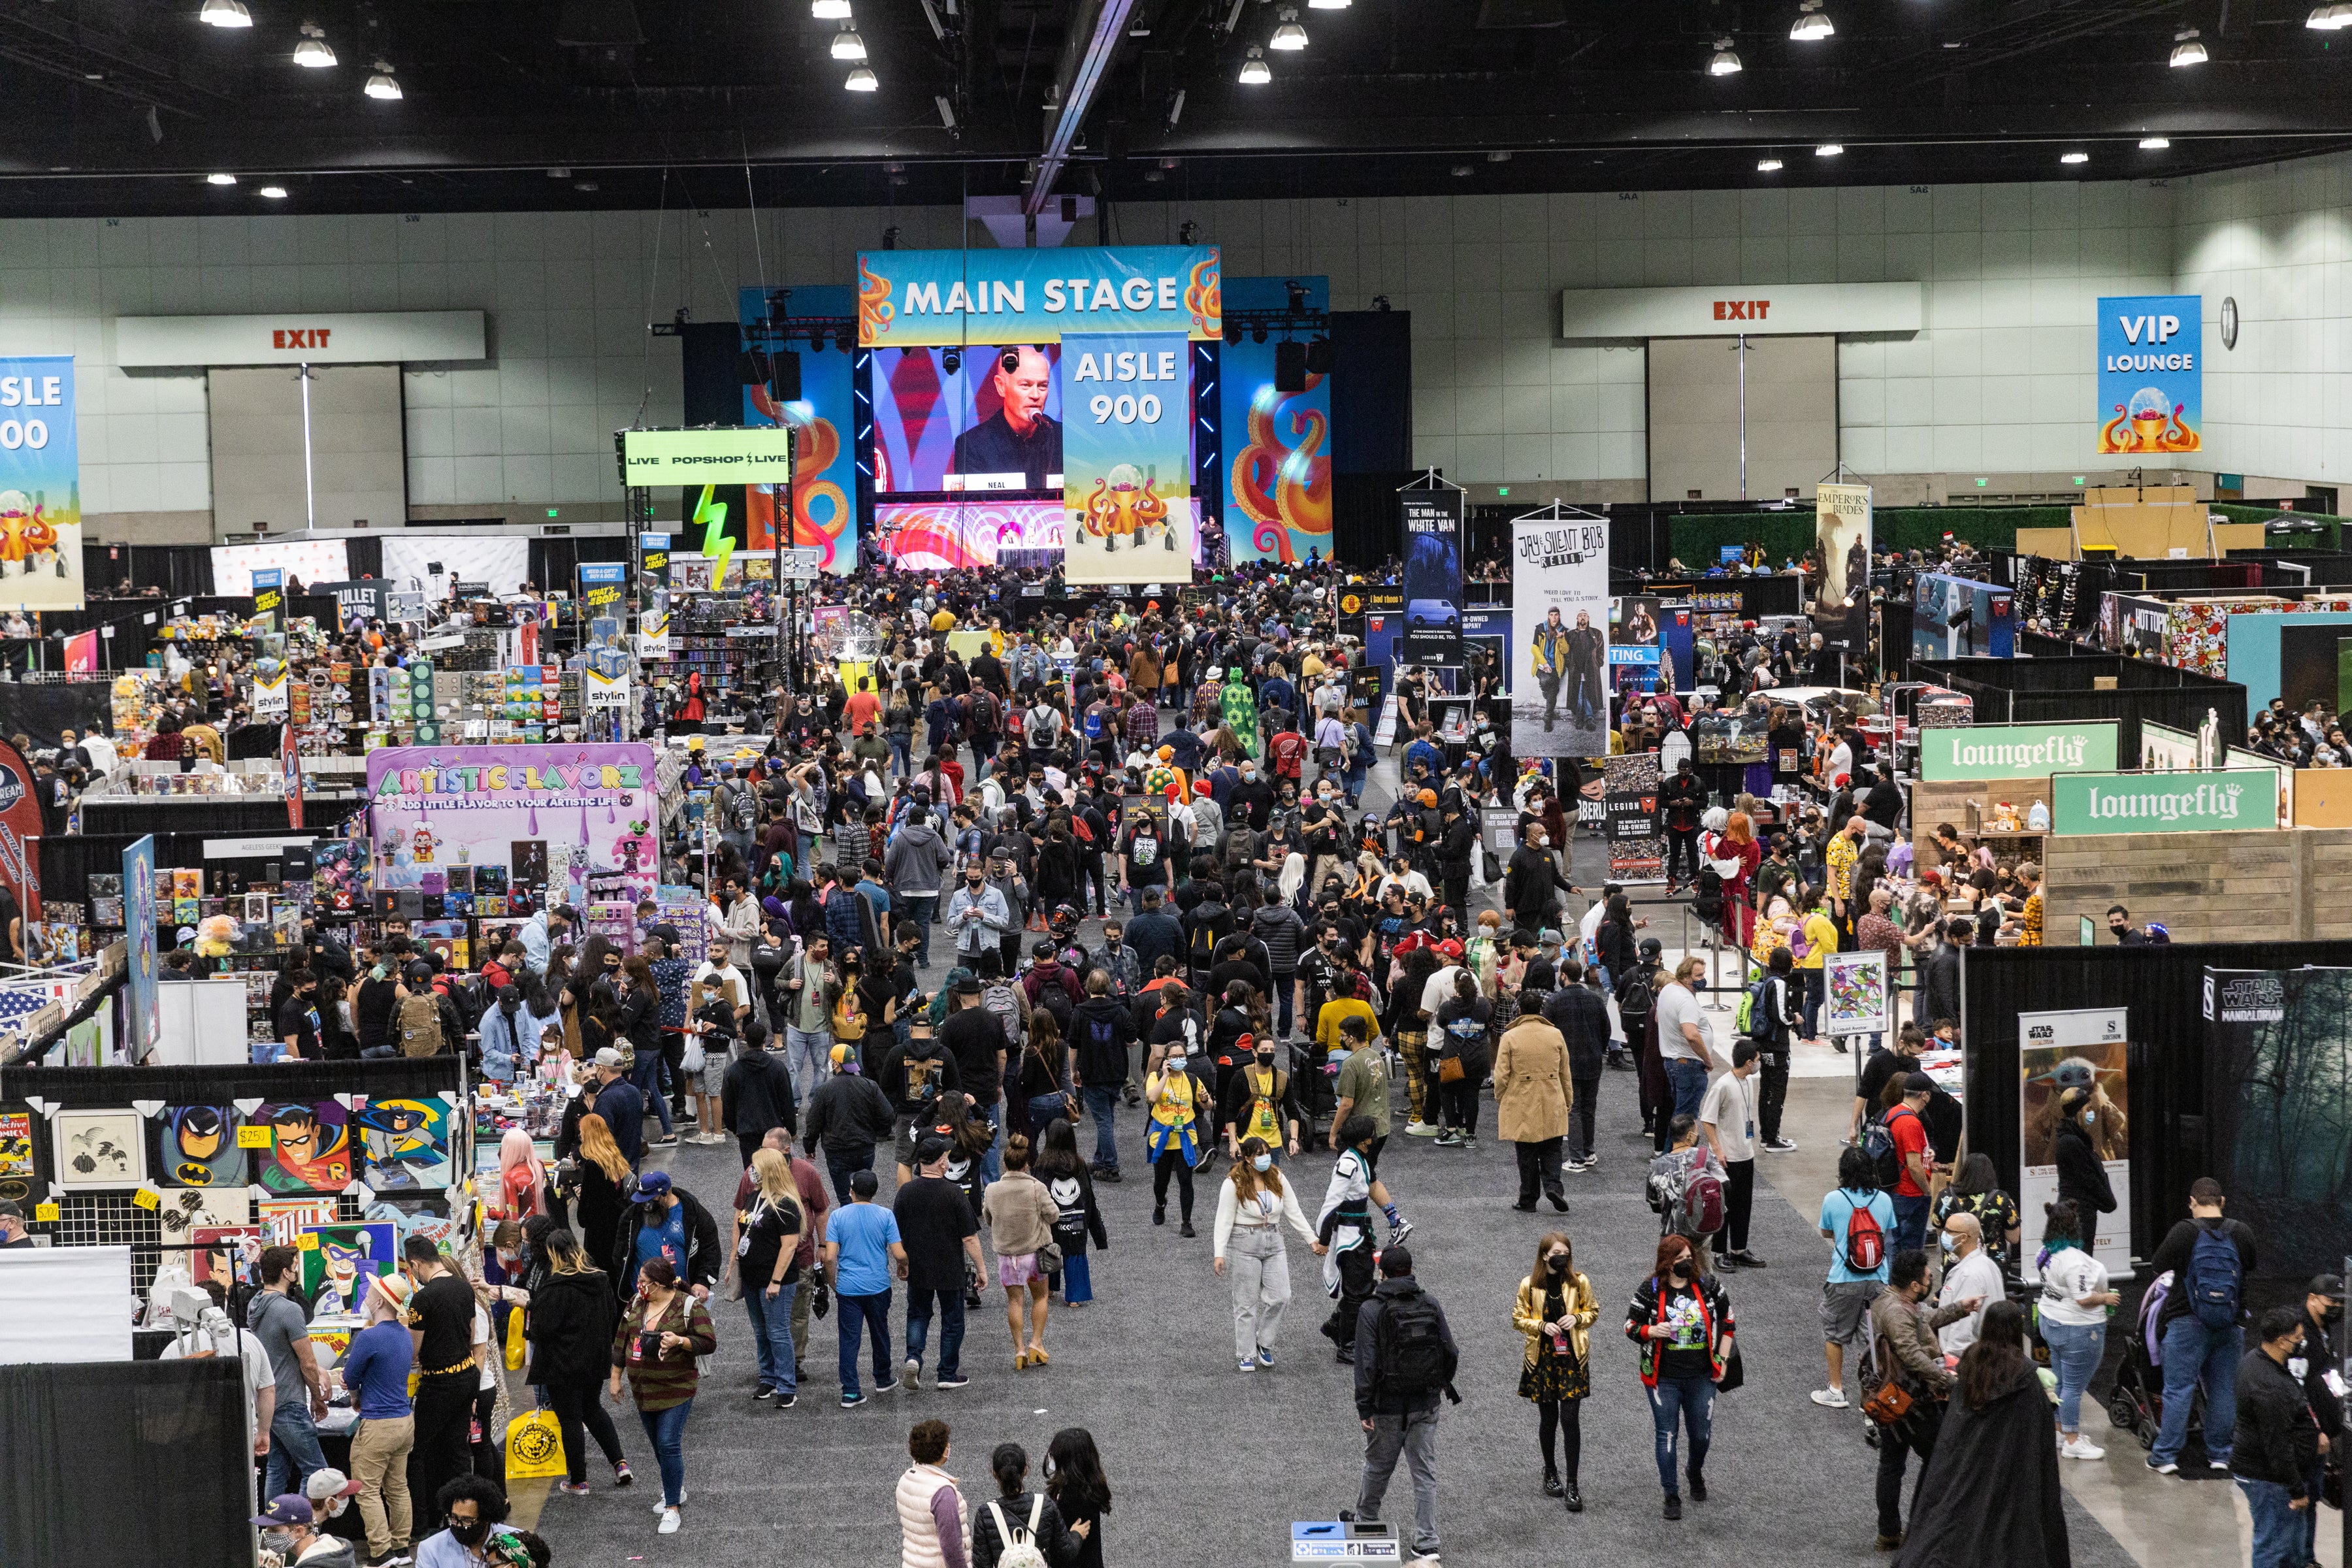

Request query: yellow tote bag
[{"left": 504, "top": 1411, "right": 568, "bottom": 1481}]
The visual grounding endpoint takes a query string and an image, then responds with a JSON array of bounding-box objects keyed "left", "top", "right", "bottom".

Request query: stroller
[{"left": 2104, "top": 1269, "right": 2207, "bottom": 1452}]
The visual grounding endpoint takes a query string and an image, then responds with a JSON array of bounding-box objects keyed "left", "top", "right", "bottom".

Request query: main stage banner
[
  {"left": 1061, "top": 333, "right": 1194, "bottom": 583},
  {"left": 855, "top": 247, "right": 1222, "bottom": 347},
  {"left": 0, "top": 355, "right": 84, "bottom": 612}
]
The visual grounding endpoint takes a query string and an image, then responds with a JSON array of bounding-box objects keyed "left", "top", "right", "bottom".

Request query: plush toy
[{"left": 194, "top": 914, "right": 237, "bottom": 958}]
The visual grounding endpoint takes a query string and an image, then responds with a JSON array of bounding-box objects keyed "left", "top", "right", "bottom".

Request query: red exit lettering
[
  {"left": 1711, "top": 299, "right": 1772, "bottom": 321},
  {"left": 271, "top": 327, "right": 335, "bottom": 350}
]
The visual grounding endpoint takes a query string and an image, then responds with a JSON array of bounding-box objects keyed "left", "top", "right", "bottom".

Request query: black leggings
[
  {"left": 546, "top": 1379, "right": 627, "bottom": 1486},
  {"left": 1538, "top": 1398, "right": 1584, "bottom": 1481},
  {"left": 1152, "top": 1148, "right": 1195, "bottom": 1220}
]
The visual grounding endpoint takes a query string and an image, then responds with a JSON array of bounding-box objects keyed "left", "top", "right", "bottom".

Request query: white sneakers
[
  {"left": 2061, "top": 1435, "right": 2105, "bottom": 1460},
  {"left": 1810, "top": 1388, "right": 1850, "bottom": 1409},
  {"left": 1405, "top": 1121, "right": 1441, "bottom": 1137},
  {"left": 658, "top": 1508, "right": 681, "bottom": 1535}
]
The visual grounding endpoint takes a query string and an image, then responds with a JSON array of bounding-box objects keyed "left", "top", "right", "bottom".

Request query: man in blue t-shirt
[
  {"left": 1812, "top": 1145, "right": 1897, "bottom": 1411},
  {"left": 824, "top": 1169, "right": 908, "bottom": 1409},
  {"left": 339, "top": 1276, "right": 417, "bottom": 1566}
]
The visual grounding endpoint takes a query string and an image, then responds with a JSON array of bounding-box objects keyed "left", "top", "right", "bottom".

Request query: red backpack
[{"left": 1841, "top": 1190, "right": 1887, "bottom": 1274}]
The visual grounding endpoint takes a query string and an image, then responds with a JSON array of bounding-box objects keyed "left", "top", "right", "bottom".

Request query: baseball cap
[
  {"left": 1903, "top": 1071, "right": 1935, "bottom": 1095},
  {"left": 305, "top": 1468, "right": 365, "bottom": 1503},
  {"left": 631, "top": 1170, "right": 674, "bottom": 1205},
  {"left": 2311, "top": 1273, "right": 2347, "bottom": 1302},
  {"left": 830, "top": 1043, "right": 857, "bottom": 1068},
  {"left": 1434, "top": 938, "right": 1465, "bottom": 960},
  {"left": 1032, "top": 938, "right": 1057, "bottom": 960},
  {"left": 593, "top": 1047, "right": 627, "bottom": 1071},
  {"left": 251, "top": 1495, "right": 314, "bottom": 1528},
  {"left": 912, "top": 1134, "right": 952, "bottom": 1167}
]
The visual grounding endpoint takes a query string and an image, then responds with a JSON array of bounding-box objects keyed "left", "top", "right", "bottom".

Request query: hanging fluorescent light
[
  {"left": 1238, "top": 44, "right": 1270, "bottom": 84},
  {"left": 1815, "top": 142, "right": 1844, "bottom": 157},
  {"left": 199, "top": 0, "right": 253, "bottom": 27},
  {"left": 2140, "top": 135, "right": 2171, "bottom": 150},
  {"left": 1757, "top": 157, "right": 1784, "bottom": 172},
  {"left": 259, "top": 185, "right": 288, "bottom": 198},
  {"left": 293, "top": 22, "right": 336, "bottom": 67},
  {"left": 1307, "top": 0, "right": 1350, "bottom": 8},
  {"left": 1708, "top": 38, "right": 1742, "bottom": 74},
  {"left": 1790, "top": 1, "right": 1833, "bottom": 42},
  {"left": 2060, "top": 151, "right": 2089, "bottom": 165},
  {"left": 845, "top": 64, "right": 877, "bottom": 90},
  {"left": 1269, "top": 6, "right": 1307, "bottom": 48},
  {"left": 364, "top": 61, "right": 400, "bottom": 99},
  {"left": 2307, "top": 3, "right": 2352, "bottom": 29},
  {"left": 206, "top": 172, "right": 237, "bottom": 186},
  {"left": 2170, "top": 27, "right": 2207, "bottom": 66},
  {"left": 831, "top": 22, "right": 866, "bottom": 60},
  {"left": 811, "top": 0, "right": 853, "bottom": 16}
]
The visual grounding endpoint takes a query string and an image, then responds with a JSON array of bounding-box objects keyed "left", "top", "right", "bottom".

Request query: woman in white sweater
[{"left": 1211, "top": 1135, "right": 1326, "bottom": 1375}]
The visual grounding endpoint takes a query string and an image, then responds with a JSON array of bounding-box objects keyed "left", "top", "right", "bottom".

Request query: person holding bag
[
  {"left": 1865, "top": 1247, "right": 1978, "bottom": 1550},
  {"left": 1624, "top": 1233, "right": 1736, "bottom": 1520},
  {"left": 1514, "top": 1232, "right": 1599, "bottom": 1511},
  {"left": 608, "top": 1258, "right": 717, "bottom": 1535},
  {"left": 736, "top": 1148, "right": 807, "bottom": 1408},
  {"left": 1015, "top": 1013, "right": 1077, "bottom": 1141},
  {"left": 1211, "top": 1134, "right": 1325, "bottom": 1375},
  {"left": 970, "top": 1439, "right": 1086, "bottom": 1568},
  {"left": 981, "top": 1134, "right": 1064, "bottom": 1371}
]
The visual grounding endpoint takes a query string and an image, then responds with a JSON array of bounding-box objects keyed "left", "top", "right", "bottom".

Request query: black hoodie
[
  {"left": 527, "top": 1266, "right": 619, "bottom": 1386},
  {"left": 1070, "top": 994, "right": 1137, "bottom": 1087}
]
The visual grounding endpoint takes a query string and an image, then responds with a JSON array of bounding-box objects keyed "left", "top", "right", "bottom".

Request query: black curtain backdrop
[
  {"left": 1328, "top": 310, "right": 1414, "bottom": 570},
  {"left": 679, "top": 320, "right": 749, "bottom": 550},
  {"left": 0, "top": 1358, "right": 252, "bottom": 1567},
  {"left": 0, "top": 681, "right": 115, "bottom": 750},
  {"left": 1958, "top": 940, "right": 2352, "bottom": 1269}
]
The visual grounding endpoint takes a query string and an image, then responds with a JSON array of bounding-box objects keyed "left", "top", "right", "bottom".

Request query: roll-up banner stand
[{"left": 2016, "top": 1005, "right": 2133, "bottom": 1279}]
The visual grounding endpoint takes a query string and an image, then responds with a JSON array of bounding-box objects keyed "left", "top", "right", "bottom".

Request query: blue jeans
[
  {"left": 265, "top": 1400, "right": 327, "bottom": 1499},
  {"left": 824, "top": 1151, "right": 871, "bottom": 1206},
  {"left": 977, "top": 1100, "right": 1002, "bottom": 1183},
  {"left": 1058, "top": 1252, "right": 1092, "bottom": 1304},
  {"left": 630, "top": 1051, "right": 674, "bottom": 1135},
  {"left": 838, "top": 1290, "right": 892, "bottom": 1398},
  {"left": 2040, "top": 1317, "right": 2106, "bottom": 1431},
  {"left": 1082, "top": 1085, "right": 1120, "bottom": 1170},
  {"left": 635, "top": 1399, "right": 692, "bottom": 1507},
  {"left": 1663, "top": 1057, "right": 1708, "bottom": 1124},
  {"left": 1891, "top": 1193, "right": 1930, "bottom": 1258},
  {"left": 2153, "top": 1315, "right": 2242, "bottom": 1466},
  {"left": 1271, "top": 977, "right": 1294, "bottom": 1038},
  {"left": 742, "top": 1281, "right": 798, "bottom": 1396},
  {"left": 2237, "top": 1477, "right": 2301, "bottom": 1568},
  {"left": 887, "top": 735, "right": 911, "bottom": 775},
  {"left": 1027, "top": 1092, "right": 1073, "bottom": 1137},
  {"left": 902, "top": 897, "right": 936, "bottom": 966},
  {"left": 785, "top": 1025, "right": 832, "bottom": 1105},
  {"left": 1648, "top": 1373, "right": 1714, "bottom": 1495},
  {"left": 904, "top": 1286, "right": 966, "bottom": 1379}
]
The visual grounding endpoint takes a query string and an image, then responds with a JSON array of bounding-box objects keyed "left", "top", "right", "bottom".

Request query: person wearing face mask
[
  {"left": 1217, "top": 1033, "right": 1302, "bottom": 1164},
  {"left": 1624, "top": 1233, "right": 1736, "bottom": 1521},
  {"left": 1513, "top": 1232, "right": 1599, "bottom": 1511},
  {"left": 1502, "top": 827, "right": 1579, "bottom": 938},
  {"left": 1228, "top": 755, "right": 1275, "bottom": 833},
  {"left": 1212, "top": 1134, "right": 1326, "bottom": 1374},
  {"left": 2231, "top": 1307, "right": 2327, "bottom": 1568},
  {"left": 252, "top": 1494, "right": 357, "bottom": 1568},
  {"left": 1933, "top": 1211, "right": 2003, "bottom": 1356},
  {"left": 413, "top": 1474, "right": 514, "bottom": 1567},
  {"left": 945, "top": 861, "right": 1016, "bottom": 964},
  {"left": 2033, "top": 1200, "right": 2121, "bottom": 1462},
  {"left": 2291, "top": 1275, "right": 2345, "bottom": 1566}
]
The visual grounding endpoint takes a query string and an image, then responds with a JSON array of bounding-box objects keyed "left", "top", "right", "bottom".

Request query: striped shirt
[{"left": 610, "top": 1294, "right": 717, "bottom": 1412}]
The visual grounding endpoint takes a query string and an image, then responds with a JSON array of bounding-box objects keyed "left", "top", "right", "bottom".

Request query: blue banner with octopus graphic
[
  {"left": 1220, "top": 277, "right": 1331, "bottom": 566},
  {"left": 1060, "top": 332, "right": 1194, "bottom": 584}
]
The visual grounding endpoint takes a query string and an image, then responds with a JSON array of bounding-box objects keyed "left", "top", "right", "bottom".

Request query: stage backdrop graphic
[
  {"left": 853, "top": 246, "right": 1220, "bottom": 348},
  {"left": 1399, "top": 487, "right": 1465, "bottom": 666},
  {"left": 367, "top": 744, "right": 661, "bottom": 913},
  {"left": 1221, "top": 276, "right": 1331, "bottom": 566},
  {"left": 2017, "top": 1005, "right": 2132, "bottom": 1276},
  {"left": 738, "top": 285, "right": 857, "bottom": 574},
  {"left": 1510, "top": 511, "right": 1610, "bottom": 758},
  {"left": 2097, "top": 293, "right": 2201, "bottom": 455},
  {"left": 0, "top": 356, "right": 84, "bottom": 612},
  {"left": 1062, "top": 332, "right": 1194, "bottom": 584},
  {"left": 380, "top": 536, "right": 529, "bottom": 600},
  {"left": 208, "top": 539, "right": 351, "bottom": 598}
]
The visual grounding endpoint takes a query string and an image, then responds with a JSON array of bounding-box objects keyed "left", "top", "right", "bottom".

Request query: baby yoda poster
[
  {"left": 0, "top": 356, "right": 85, "bottom": 613},
  {"left": 365, "top": 743, "right": 659, "bottom": 911}
]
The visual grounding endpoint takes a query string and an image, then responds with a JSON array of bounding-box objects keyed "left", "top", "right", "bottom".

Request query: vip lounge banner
[
  {"left": 1814, "top": 482, "right": 1872, "bottom": 615},
  {"left": 0, "top": 356, "right": 84, "bottom": 613},
  {"left": 853, "top": 246, "right": 1221, "bottom": 347},
  {"left": 366, "top": 743, "right": 661, "bottom": 911},
  {"left": 2097, "top": 294, "right": 2201, "bottom": 455},
  {"left": 1061, "top": 333, "right": 1195, "bottom": 584},
  {"left": 1918, "top": 721, "right": 2120, "bottom": 782},
  {"left": 2017, "top": 1005, "right": 2132, "bottom": 1275},
  {"left": 2051, "top": 769, "right": 2273, "bottom": 834},
  {"left": 1222, "top": 276, "right": 1331, "bottom": 566},
  {"left": 740, "top": 285, "right": 857, "bottom": 575},
  {"left": 1509, "top": 510, "right": 1610, "bottom": 758},
  {"left": 1399, "top": 487, "right": 1467, "bottom": 667}
]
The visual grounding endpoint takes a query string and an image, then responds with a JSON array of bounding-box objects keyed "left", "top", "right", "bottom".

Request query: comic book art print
[
  {"left": 0, "top": 1109, "right": 33, "bottom": 1192},
  {"left": 253, "top": 1100, "right": 352, "bottom": 1194},
  {"left": 355, "top": 1096, "right": 454, "bottom": 1192},
  {"left": 193, "top": 1224, "right": 265, "bottom": 1290},
  {"left": 257, "top": 1197, "right": 338, "bottom": 1243},
  {"left": 50, "top": 1107, "right": 146, "bottom": 1190},
  {"left": 155, "top": 1104, "right": 247, "bottom": 1190},
  {"left": 1822, "top": 951, "right": 1890, "bottom": 1037},
  {"left": 299, "top": 1221, "right": 397, "bottom": 1314},
  {"left": 311, "top": 839, "right": 370, "bottom": 917}
]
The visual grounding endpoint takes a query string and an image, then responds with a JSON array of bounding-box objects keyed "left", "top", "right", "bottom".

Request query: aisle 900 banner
[
  {"left": 1061, "top": 333, "right": 1194, "bottom": 585},
  {"left": 0, "top": 355, "right": 84, "bottom": 613}
]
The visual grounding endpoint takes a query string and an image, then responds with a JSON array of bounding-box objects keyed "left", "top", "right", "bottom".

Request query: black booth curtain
[{"left": 0, "top": 1358, "right": 252, "bottom": 1567}]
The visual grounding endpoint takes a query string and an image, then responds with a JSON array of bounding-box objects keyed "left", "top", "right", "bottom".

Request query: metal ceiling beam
[{"left": 1025, "top": 0, "right": 1139, "bottom": 217}]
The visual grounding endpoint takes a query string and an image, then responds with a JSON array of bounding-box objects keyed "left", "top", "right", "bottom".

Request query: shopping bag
[
  {"left": 503, "top": 1305, "right": 527, "bottom": 1372},
  {"left": 504, "top": 1410, "right": 568, "bottom": 1482}
]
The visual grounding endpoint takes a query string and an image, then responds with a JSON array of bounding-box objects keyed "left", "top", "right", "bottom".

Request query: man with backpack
[
  {"left": 1745, "top": 947, "right": 1804, "bottom": 1152},
  {"left": 2144, "top": 1175, "right": 2260, "bottom": 1477},
  {"left": 1865, "top": 1073, "right": 1936, "bottom": 1257},
  {"left": 1812, "top": 1144, "right": 1896, "bottom": 1411},
  {"left": 1646, "top": 1113, "right": 1727, "bottom": 1247},
  {"left": 1071, "top": 970, "right": 1138, "bottom": 1181},
  {"left": 1342, "top": 1245, "right": 1457, "bottom": 1565}
]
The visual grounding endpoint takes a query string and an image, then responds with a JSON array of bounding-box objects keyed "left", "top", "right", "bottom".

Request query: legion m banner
[
  {"left": 1511, "top": 510, "right": 1610, "bottom": 758},
  {"left": 1813, "top": 482, "right": 1872, "bottom": 616},
  {"left": 2017, "top": 1006, "right": 2133, "bottom": 1276},
  {"left": 1061, "top": 333, "right": 1195, "bottom": 583},
  {"left": 0, "top": 357, "right": 84, "bottom": 612},
  {"left": 2097, "top": 294, "right": 2201, "bottom": 454}
]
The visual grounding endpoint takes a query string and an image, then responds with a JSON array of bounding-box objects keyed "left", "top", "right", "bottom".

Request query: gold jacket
[{"left": 1511, "top": 1269, "right": 1600, "bottom": 1367}]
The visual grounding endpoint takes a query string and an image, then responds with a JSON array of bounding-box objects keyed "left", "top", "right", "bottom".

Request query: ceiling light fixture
[
  {"left": 1708, "top": 37, "right": 1742, "bottom": 74},
  {"left": 1269, "top": 7, "right": 1307, "bottom": 49},
  {"left": 1238, "top": 44, "right": 1270, "bottom": 84},
  {"left": 199, "top": 0, "right": 253, "bottom": 27},
  {"left": 1757, "top": 157, "right": 1784, "bottom": 172},
  {"left": 206, "top": 172, "right": 237, "bottom": 186},
  {"left": 2170, "top": 27, "right": 2207, "bottom": 66},
  {"left": 2140, "top": 135, "right": 2171, "bottom": 150},
  {"left": 293, "top": 22, "right": 335, "bottom": 67},
  {"left": 2308, "top": 3, "right": 2352, "bottom": 29},
  {"left": 259, "top": 185, "right": 288, "bottom": 198},
  {"left": 1815, "top": 142, "right": 1844, "bottom": 157},
  {"left": 2060, "top": 150, "right": 2089, "bottom": 165},
  {"left": 1450, "top": 164, "right": 1473, "bottom": 178},
  {"left": 364, "top": 61, "right": 400, "bottom": 99},
  {"left": 1307, "top": 0, "right": 1349, "bottom": 8},
  {"left": 936, "top": 94, "right": 957, "bottom": 130},
  {"left": 1789, "top": 1, "right": 1833, "bottom": 42},
  {"left": 831, "top": 22, "right": 866, "bottom": 60},
  {"left": 812, "top": 0, "right": 852, "bottom": 14},
  {"left": 845, "top": 64, "right": 877, "bottom": 90}
]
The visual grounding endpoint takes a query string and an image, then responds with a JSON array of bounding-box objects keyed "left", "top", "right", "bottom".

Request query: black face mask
[
  {"left": 1546, "top": 1256, "right": 1569, "bottom": 1275},
  {"left": 448, "top": 1518, "right": 488, "bottom": 1547},
  {"left": 1671, "top": 1262, "right": 1694, "bottom": 1283}
]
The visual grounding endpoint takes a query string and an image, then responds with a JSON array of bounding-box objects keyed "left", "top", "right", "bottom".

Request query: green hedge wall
[{"left": 1667, "top": 503, "right": 2352, "bottom": 564}]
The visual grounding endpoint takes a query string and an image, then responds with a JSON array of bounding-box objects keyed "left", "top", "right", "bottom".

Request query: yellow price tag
[
  {"left": 34, "top": 1201, "right": 59, "bottom": 1222},
  {"left": 297, "top": 1232, "right": 319, "bottom": 1250},
  {"left": 237, "top": 1125, "right": 274, "bottom": 1149},
  {"left": 131, "top": 1188, "right": 160, "bottom": 1211}
]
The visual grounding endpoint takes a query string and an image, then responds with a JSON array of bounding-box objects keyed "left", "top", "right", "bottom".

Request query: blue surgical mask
[{"left": 1252, "top": 1154, "right": 1273, "bottom": 1173}]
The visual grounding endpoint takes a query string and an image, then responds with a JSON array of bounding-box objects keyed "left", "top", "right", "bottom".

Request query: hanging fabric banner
[{"left": 1509, "top": 509, "right": 1610, "bottom": 759}]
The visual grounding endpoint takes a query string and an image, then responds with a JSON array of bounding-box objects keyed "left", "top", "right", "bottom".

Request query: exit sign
[{"left": 1496, "top": 487, "right": 1510, "bottom": 497}]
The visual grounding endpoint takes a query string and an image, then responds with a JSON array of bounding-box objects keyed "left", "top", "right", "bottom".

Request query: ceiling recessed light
[
  {"left": 2140, "top": 135, "right": 2171, "bottom": 150},
  {"left": 2060, "top": 151, "right": 2089, "bottom": 165},
  {"left": 206, "top": 172, "right": 237, "bottom": 186},
  {"left": 844, "top": 64, "right": 877, "bottom": 90},
  {"left": 1815, "top": 142, "right": 1844, "bottom": 157},
  {"left": 1307, "top": 0, "right": 1350, "bottom": 8},
  {"left": 2170, "top": 27, "right": 2208, "bottom": 66},
  {"left": 1238, "top": 44, "right": 1270, "bottom": 83},
  {"left": 259, "top": 186, "right": 288, "bottom": 199},
  {"left": 364, "top": 61, "right": 400, "bottom": 99},
  {"left": 574, "top": 181, "right": 600, "bottom": 192},
  {"left": 831, "top": 22, "right": 866, "bottom": 60},
  {"left": 293, "top": 22, "right": 336, "bottom": 67},
  {"left": 199, "top": 0, "right": 253, "bottom": 27},
  {"left": 1789, "top": 1, "right": 1833, "bottom": 42},
  {"left": 1269, "top": 5, "right": 1308, "bottom": 48},
  {"left": 1708, "top": 38, "right": 1742, "bottom": 74},
  {"left": 1757, "top": 157, "right": 1784, "bottom": 172},
  {"left": 1451, "top": 164, "right": 1473, "bottom": 178},
  {"left": 811, "top": 0, "right": 852, "bottom": 15}
]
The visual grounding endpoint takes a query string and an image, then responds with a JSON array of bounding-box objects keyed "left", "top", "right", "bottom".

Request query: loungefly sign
[{"left": 367, "top": 743, "right": 660, "bottom": 911}]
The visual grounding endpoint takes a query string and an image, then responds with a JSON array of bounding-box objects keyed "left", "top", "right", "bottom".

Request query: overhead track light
[
  {"left": 1238, "top": 44, "right": 1269, "bottom": 84},
  {"left": 364, "top": 61, "right": 400, "bottom": 99},
  {"left": 2140, "top": 135, "right": 2171, "bottom": 150},
  {"left": 1757, "top": 157, "right": 1784, "bottom": 172},
  {"left": 199, "top": 0, "right": 253, "bottom": 27},
  {"left": 832, "top": 22, "right": 866, "bottom": 60},
  {"left": 1708, "top": 38, "right": 1742, "bottom": 75},
  {"left": 845, "top": 64, "right": 877, "bottom": 90},
  {"left": 1814, "top": 142, "right": 1843, "bottom": 157},
  {"left": 1269, "top": 7, "right": 1307, "bottom": 49},
  {"left": 206, "top": 172, "right": 237, "bottom": 185},
  {"left": 259, "top": 185, "right": 288, "bottom": 198},
  {"left": 2170, "top": 28, "right": 2207, "bottom": 66},
  {"left": 1307, "top": 0, "right": 1349, "bottom": 8},
  {"left": 293, "top": 23, "right": 335, "bottom": 67},
  {"left": 2060, "top": 151, "right": 2089, "bottom": 165},
  {"left": 1789, "top": 1, "right": 1833, "bottom": 42},
  {"left": 936, "top": 94, "right": 957, "bottom": 131}
]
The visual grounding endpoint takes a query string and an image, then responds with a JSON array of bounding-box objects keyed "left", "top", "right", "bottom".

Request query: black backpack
[
  {"left": 1616, "top": 967, "right": 1656, "bottom": 1024},
  {"left": 1187, "top": 901, "right": 1230, "bottom": 964},
  {"left": 1376, "top": 1290, "right": 1457, "bottom": 1399}
]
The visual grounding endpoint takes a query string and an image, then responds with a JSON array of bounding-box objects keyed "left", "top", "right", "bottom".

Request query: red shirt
[
  {"left": 1889, "top": 1106, "right": 1929, "bottom": 1198},
  {"left": 843, "top": 691, "right": 883, "bottom": 736},
  {"left": 1269, "top": 730, "right": 1308, "bottom": 780}
]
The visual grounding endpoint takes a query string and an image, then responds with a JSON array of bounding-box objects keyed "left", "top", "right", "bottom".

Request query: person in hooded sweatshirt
[
  {"left": 802, "top": 1042, "right": 897, "bottom": 1202},
  {"left": 885, "top": 805, "right": 955, "bottom": 968},
  {"left": 1070, "top": 971, "right": 1139, "bottom": 1181}
]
